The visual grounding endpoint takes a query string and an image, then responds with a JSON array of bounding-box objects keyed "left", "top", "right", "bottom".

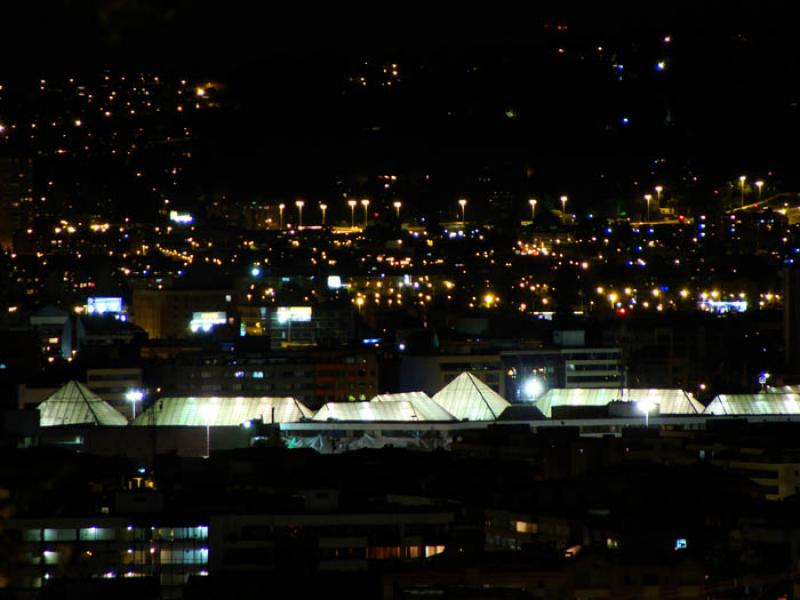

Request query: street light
[
  {"left": 393, "top": 200, "right": 402, "bottom": 219},
  {"left": 319, "top": 203, "right": 327, "bottom": 226},
  {"left": 739, "top": 175, "right": 746, "bottom": 207},
  {"left": 528, "top": 198, "right": 537, "bottom": 221},
  {"left": 522, "top": 376, "right": 544, "bottom": 401},
  {"left": 560, "top": 195, "right": 568, "bottom": 221},
  {"left": 360, "top": 199, "right": 370, "bottom": 227},
  {"left": 654, "top": 185, "right": 663, "bottom": 209},
  {"left": 755, "top": 180, "right": 764, "bottom": 202},
  {"left": 278, "top": 203, "right": 285, "bottom": 229},
  {"left": 644, "top": 194, "right": 652, "bottom": 222},
  {"left": 458, "top": 198, "right": 467, "bottom": 223},
  {"left": 295, "top": 200, "right": 304, "bottom": 228},
  {"left": 125, "top": 390, "right": 144, "bottom": 420},
  {"left": 347, "top": 200, "right": 357, "bottom": 228},
  {"left": 199, "top": 404, "right": 216, "bottom": 458},
  {"left": 638, "top": 397, "right": 656, "bottom": 428}
]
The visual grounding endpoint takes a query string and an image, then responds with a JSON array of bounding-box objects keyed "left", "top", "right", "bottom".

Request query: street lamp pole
[
  {"left": 295, "top": 200, "right": 304, "bottom": 228},
  {"left": 755, "top": 180, "right": 764, "bottom": 203},
  {"left": 654, "top": 185, "right": 663, "bottom": 210},
  {"left": 320, "top": 203, "right": 327, "bottom": 226},
  {"left": 278, "top": 203, "right": 285, "bottom": 229},
  {"left": 644, "top": 194, "right": 652, "bottom": 222},
  {"left": 348, "top": 200, "right": 357, "bottom": 228},
  {"left": 560, "top": 195, "right": 568, "bottom": 222},
  {"left": 739, "top": 175, "right": 747, "bottom": 208},
  {"left": 361, "top": 199, "right": 370, "bottom": 227},
  {"left": 458, "top": 198, "right": 467, "bottom": 223},
  {"left": 393, "top": 201, "right": 402, "bottom": 219},
  {"left": 528, "top": 198, "right": 537, "bottom": 221}
]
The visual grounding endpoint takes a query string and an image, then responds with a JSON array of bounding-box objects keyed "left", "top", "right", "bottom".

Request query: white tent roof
[
  {"left": 371, "top": 392, "right": 455, "bottom": 421},
  {"left": 704, "top": 393, "right": 800, "bottom": 415},
  {"left": 132, "top": 396, "right": 313, "bottom": 426},
  {"left": 534, "top": 388, "right": 703, "bottom": 418},
  {"left": 432, "top": 372, "right": 510, "bottom": 421},
  {"left": 312, "top": 401, "right": 426, "bottom": 422},
  {"left": 38, "top": 381, "right": 128, "bottom": 427}
]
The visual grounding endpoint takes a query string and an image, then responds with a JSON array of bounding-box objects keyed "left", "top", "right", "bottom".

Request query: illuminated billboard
[
  {"left": 275, "top": 306, "right": 312, "bottom": 324},
  {"left": 189, "top": 311, "right": 227, "bottom": 333},
  {"left": 86, "top": 297, "right": 124, "bottom": 315}
]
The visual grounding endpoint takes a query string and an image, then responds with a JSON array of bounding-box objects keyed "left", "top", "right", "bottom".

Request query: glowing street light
[
  {"left": 755, "top": 180, "right": 764, "bottom": 202},
  {"left": 393, "top": 200, "right": 402, "bottom": 219},
  {"left": 638, "top": 397, "right": 656, "bottom": 427},
  {"left": 125, "top": 390, "right": 144, "bottom": 420},
  {"left": 528, "top": 198, "right": 537, "bottom": 221},
  {"left": 360, "top": 199, "right": 370, "bottom": 226},
  {"left": 644, "top": 194, "right": 652, "bottom": 222},
  {"left": 522, "top": 376, "right": 544, "bottom": 401},
  {"left": 278, "top": 203, "right": 285, "bottom": 229},
  {"left": 654, "top": 185, "right": 663, "bottom": 208},
  {"left": 348, "top": 200, "right": 357, "bottom": 228},
  {"left": 458, "top": 198, "right": 467, "bottom": 223},
  {"left": 319, "top": 203, "right": 328, "bottom": 226},
  {"left": 560, "top": 195, "right": 568, "bottom": 221},
  {"left": 199, "top": 404, "right": 215, "bottom": 458},
  {"left": 295, "top": 200, "right": 305, "bottom": 228},
  {"left": 739, "top": 175, "right": 747, "bottom": 207}
]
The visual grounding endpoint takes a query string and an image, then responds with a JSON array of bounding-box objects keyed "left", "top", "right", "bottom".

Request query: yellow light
[
  {"left": 196, "top": 87, "right": 206, "bottom": 97},
  {"left": 679, "top": 289, "right": 689, "bottom": 298},
  {"left": 483, "top": 293, "right": 496, "bottom": 306},
  {"left": 651, "top": 289, "right": 660, "bottom": 297}
]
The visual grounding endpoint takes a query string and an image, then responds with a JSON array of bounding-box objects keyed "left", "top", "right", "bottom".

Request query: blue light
[
  {"left": 656, "top": 61, "right": 666, "bottom": 72},
  {"left": 251, "top": 266, "right": 262, "bottom": 277},
  {"left": 620, "top": 117, "right": 630, "bottom": 125}
]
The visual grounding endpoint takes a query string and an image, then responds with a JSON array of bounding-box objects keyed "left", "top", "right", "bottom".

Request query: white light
[
  {"left": 126, "top": 390, "right": 144, "bottom": 402},
  {"left": 522, "top": 377, "right": 544, "bottom": 400}
]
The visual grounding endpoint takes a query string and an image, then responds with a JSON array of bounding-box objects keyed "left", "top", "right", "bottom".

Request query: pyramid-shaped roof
[
  {"left": 132, "top": 396, "right": 313, "bottom": 426},
  {"left": 38, "top": 380, "right": 128, "bottom": 427},
  {"left": 432, "top": 372, "right": 510, "bottom": 421},
  {"left": 371, "top": 391, "right": 456, "bottom": 421}
]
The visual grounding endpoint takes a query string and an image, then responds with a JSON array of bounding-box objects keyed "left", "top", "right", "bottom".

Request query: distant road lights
[
  {"left": 360, "top": 199, "right": 370, "bottom": 226},
  {"left": 739, "top": 175, "right": 747, "bottom": 207},
  {"left": 125, "top": 390, "right": 144, "bottom": 420},
  {"left": 644, "top": 194, "right": 652, "bottom": 221},
  {"left": 348, "top": 200, "right": 357, "bottom": 228},
  {"left": 528, "top": 198, "right": 537, "bottom": 221},
  {"left": 278, "top": 203, "right": 285, "bottom": 229},
  {"left": 393, "top": 201, "right": 402, "bottom": 219},
  {"left": 458, "top": 198, "right": 467, "bottom": 223},
  {"left": 319, "top": 203, "right": 328, "bottom": 226},
  {"left": 522, "top": 376, "right": 544, "bottom": 401},
  {"left": 755, "top": 180, "right": 764, "bottom": 202},
  {"left": 295, "top": 200, "right": 305, "bottom": 228}
]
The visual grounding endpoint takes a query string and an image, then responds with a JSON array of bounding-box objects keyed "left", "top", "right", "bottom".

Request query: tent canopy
[
  {"left": 704, "top": 393, "right": 800, "bottom": 416},
  {"left": 534, "top": 388, "right": 703, "bottom": 418},
  {"left": 371, "top": 391, "right": 455, "bottom": 421},
  {"left": 132, "top": 396, "right": 313, "bottom": 426}
]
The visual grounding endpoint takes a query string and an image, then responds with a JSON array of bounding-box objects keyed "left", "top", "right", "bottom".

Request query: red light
[{"left": 615, "top": 307, "right": 627, "bottom": 316}]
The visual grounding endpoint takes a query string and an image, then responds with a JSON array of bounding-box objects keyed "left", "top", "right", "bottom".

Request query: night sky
[{"left": 4, "top": 2, "right": 800, "bottom": 213}]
